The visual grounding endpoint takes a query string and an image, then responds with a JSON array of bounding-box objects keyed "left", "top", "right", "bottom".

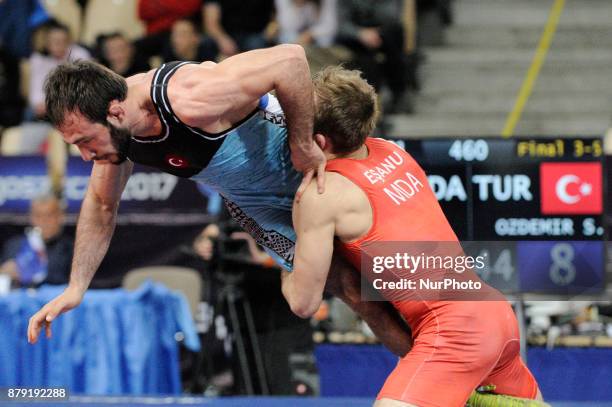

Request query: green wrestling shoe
[{"left": 466, "top": 385, "right": 551, "bottom": 407}]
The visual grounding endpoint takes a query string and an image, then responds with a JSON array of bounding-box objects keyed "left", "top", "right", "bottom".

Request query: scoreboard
[{"left": 395, "top": 137, "right": 606, "bottom": 295}]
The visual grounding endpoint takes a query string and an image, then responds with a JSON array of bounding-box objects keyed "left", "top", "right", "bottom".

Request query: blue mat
[{"left": 3, "top": 396, "right": 611, "bottom": 406}]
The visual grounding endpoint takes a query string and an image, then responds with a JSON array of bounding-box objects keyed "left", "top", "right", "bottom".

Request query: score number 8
[{"left": 549, "top": 243, "right": 576, "bottom": 286}]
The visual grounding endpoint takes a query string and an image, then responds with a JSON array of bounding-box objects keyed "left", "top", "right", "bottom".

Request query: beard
[{"left": 107, "top": 122, "right": 131, "bottom": 165}]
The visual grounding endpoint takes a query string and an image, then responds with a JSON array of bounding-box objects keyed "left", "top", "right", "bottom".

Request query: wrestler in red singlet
[{"left": 327, "top": 137, "right": 539, "bottom": 407}]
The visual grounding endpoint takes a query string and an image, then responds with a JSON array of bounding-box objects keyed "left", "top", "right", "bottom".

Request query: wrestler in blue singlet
[{"left": 127, "top": 61, "right": 300, "bottom": 270}]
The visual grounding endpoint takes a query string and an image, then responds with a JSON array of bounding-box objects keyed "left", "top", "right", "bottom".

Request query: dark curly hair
[{"left": 44, "top": 60, "right": 128, "bottom": 127}]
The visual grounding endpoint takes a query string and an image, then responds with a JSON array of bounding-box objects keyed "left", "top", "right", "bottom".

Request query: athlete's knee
[{"left": 373, "top": 398, "right": 418, "bottom": 407}]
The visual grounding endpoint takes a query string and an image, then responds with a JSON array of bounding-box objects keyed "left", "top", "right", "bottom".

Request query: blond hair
[{"left": 313, "top": 66, "right": 379, "bottom": 154}]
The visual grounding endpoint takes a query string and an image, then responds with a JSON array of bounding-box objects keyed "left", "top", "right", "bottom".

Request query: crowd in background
[{"left": 0, "top": 0, "right": 455, "bottom": 157}]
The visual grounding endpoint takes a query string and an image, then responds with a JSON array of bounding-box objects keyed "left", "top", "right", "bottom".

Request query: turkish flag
[{"left": 540, "top": 162, "right": 602, "bottom": 215}]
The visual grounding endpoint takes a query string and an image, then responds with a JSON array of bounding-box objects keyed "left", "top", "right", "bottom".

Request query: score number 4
[{"left": 477, "top": 249, "right": 514, "bottom": 282}]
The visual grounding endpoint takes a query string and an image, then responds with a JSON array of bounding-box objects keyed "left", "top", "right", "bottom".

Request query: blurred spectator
[
  {"left": 136, "top": 0, "right": 203, "bottom": 59},
  {"left": 19, "top": 20, "right": 91, "bottom": 154},
  {"left": 179, "top": 222, "right": 276, "bottom": 274},
  {"left": 204, "top": 0, "right": 275, "bottom": 58},
  {"left": 139, "top": 0, "right": 203, "bottom": 36},
  {"left": 28, "top": 20, "right": 91, "bottom": 120},
  {"left": 275, "top": 0, "right": 337, "bottom": 47},
  {"left": 191, "top": 222, "right": 220, "bottom": 265},
  {"left": 229, "top": 231, "right": 277, "bottom": 267},
  {"left": 97, "top": 32, "right": 150, "bottom": 77},
  {"left": 336, "top": 0, "right": 415, "bottom": 113},
  {"left": 418, "top": 0, "right": 453, "bottom": 25},
  {"left": 0, "top": 194, "right": 73, "bottom": 288},
  {"left": 274, "top": 0, "right": 346, "bottom": 74},
  {"left": 416, "top": 0, "right": 453, "bottom": 46},
  {"left": 0, "top": 0, "right": 50, "bottom": 59},
  {"left": 0, "top": 45, "right": 24, "bottom": 128},
  {"left": 162, "top": 18, "right": 217, "bottom": 63}
]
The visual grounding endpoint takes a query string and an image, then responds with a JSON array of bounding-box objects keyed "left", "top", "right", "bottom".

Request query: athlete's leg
[
  {"left": 325, "top": 253, "right": 413, "bottom": 357},
  {"left": 478, "top": 305, "right": 543, "bottom": 402},
  {"left": 374, "top": 398, "right": 418, "bottom": 407}
]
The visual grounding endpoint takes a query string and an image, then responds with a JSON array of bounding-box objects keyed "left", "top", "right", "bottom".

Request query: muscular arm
[
  {"left": 175, "top": 44, "right": 313, "bottom": 150},
  {"left": 285, "top": 176, "right": 413, "bottom": 356},
  {"left": 172, "top": 45, "right": 324, "bottom": 192},
  {"left": 27, "top": 161, "right": 132, "bottom": 344},
  {"left": 281, "top": 183, "right": 335, "bottom": 318},
  {"left": 70, "top": 160, "right": 133, "bottom": 291}
]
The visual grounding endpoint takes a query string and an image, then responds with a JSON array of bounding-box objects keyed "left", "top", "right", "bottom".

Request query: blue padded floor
[{"left": 3, "top": 396, "right": 611, "bottom": 406}]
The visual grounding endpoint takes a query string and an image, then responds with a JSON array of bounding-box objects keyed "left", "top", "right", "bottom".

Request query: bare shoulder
[
  {"left": 296, "top": 172, "right": 359, "bottom": 214},
  {"left": 171, "top": 62, "right": 218, "bottom": 84},
  {"left": 125, "top": 68, "right": 156, "bottom": 86},
  {"left": 124, "top": 69, "right": 157, "bottom": 104},
  {"left": 324, "top": 171, "right": 371, "bottom": 218},
  {"left": 165, "top": 63, "right": 240, "bottom": 129},
  {"left": 326, "top": 171, "right": 360, "bottom": 190},
  {"left": 199, "top": 60, "right": 218, "bottom": 68}
]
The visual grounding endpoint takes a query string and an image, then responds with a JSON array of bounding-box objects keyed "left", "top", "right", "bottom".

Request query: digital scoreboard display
[{"left": 394, "top": 137, "right": 606, "bottom": 295}]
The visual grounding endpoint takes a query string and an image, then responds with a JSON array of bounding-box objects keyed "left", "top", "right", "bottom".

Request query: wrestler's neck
[
  {"left": 327, "top": 144, "right": 369, "bottom": 161},
  {"left": 122, "top": 76, "right": 163, "bottom": 138}
]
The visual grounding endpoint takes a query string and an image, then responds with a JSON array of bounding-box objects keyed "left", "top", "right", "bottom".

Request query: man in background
[
  {"left": 204, "top": 0, "right": 275, "bottom": 58},
  {"left": 0, "top": 195, "right": 73, "bottom": 287},
  {"left": 97, "top": 32, "right": 150, "bottom": 78},
  {"left": 162, "top": 18, "right": 217, "bottom": 63},
  {"left": 337, "top": 0, "right": 416, "bottom": 113}
]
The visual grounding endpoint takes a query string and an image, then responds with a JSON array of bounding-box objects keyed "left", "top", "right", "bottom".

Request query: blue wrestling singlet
[
  {"left": 126, "top": 61, "right": 300, "bottom": 270},
  {"left": 193, "top": 91, "right": 301, "bottom": 270}
]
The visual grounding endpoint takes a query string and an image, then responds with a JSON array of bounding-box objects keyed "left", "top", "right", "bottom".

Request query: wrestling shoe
[{"left": 466, "top": 385, "right": 551, "bottom": 407}]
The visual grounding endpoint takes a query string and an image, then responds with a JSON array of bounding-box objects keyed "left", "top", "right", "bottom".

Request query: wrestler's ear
[
  {"left": 106, "top": 100, "right": 124, "bottom": 124},
  {"left": 314, "top": 133, "right": 327, "bottom": 150}
]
